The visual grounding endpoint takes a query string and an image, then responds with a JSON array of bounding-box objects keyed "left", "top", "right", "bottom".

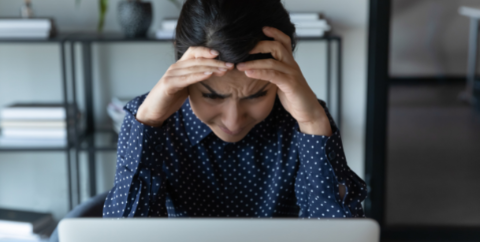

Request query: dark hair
[{"left": 174, "top": 0, "right": 296, "bottom": 64}]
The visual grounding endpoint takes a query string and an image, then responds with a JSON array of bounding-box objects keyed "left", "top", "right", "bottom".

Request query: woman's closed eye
[
  {"left": 202, "top": 93, "right": 223, "bottom": 99},
  {"left": 202, "top": 91, "right": 267, "bottom": 100}
]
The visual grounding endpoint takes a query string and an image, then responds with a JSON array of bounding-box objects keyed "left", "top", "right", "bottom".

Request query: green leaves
[
  {"left": 74, "top": 0, "right": 184, "bottom": 32},
  {"left": 74, "top": 0, "right": 108, "bottom": 32},
  {"left": 98, "top": 0, "right": 108, "bottom": 32}
]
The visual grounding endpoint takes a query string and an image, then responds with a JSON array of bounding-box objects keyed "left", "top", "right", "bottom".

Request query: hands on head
[
  {"left": 136, "top": 46, "right": 234, "bottom": 127},
  {"left": 137, "top": 26, "right": 324, "bottom": 133}
]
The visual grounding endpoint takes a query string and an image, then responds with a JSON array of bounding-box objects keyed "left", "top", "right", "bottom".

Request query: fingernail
[
  {"left": 204, "top": 71, "right": 213, "bottom": 75},
  {"left": 210, "top": 49, "right": 219, "bottom": 55},
  {"left": 245, "top": 70, "right": 253, "bottom": 75},
  {"left": 218, "top": 68, "right": 227, "bottom": 71},
  {"left": 237, "top": 63, "right": 245, "bottom": 68},
  {"left": 225, "top": 62, "right": 234, "bottom": 67}
]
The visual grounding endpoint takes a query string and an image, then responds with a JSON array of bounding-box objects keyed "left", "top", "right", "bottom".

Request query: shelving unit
[
  {"left": 0, "top": 32, "right": 342, "bottom": 211},
  {"left": 0, "top": 34, "right": 75, "bottom": 210}
]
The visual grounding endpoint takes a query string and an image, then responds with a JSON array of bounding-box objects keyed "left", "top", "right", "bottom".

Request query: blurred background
[
  {"left": 387, "top": 0, "right": 480, "bottom": 227},
  {"left": 0, "top": 0, "right": 479, "bottom": 241}
]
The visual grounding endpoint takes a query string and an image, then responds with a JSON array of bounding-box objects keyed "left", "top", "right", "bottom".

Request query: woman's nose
[{"left": 222, "top": 102, "right": 246, "bottom": 132}]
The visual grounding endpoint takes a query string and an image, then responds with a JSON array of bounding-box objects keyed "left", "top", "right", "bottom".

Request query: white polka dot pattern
[{"left": 102, "top": 92, "right": 367, "bottom": 218}]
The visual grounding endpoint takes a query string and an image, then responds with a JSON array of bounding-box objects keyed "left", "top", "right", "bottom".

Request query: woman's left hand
[{"left": 236, "top": 26, "right": 332, "bottom": 136}]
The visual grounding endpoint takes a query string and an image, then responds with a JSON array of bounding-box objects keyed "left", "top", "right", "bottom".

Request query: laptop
[{"left": 59, "top": 218, "right": 380, "bottom": 242}]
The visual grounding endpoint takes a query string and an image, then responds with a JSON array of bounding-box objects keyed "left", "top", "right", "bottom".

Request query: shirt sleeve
[
  {"left": 103, "top": 92, "right": 169, "bottom": 218},
  {"left": 294, "top": 99, "right": 367, "bottom": 218}
]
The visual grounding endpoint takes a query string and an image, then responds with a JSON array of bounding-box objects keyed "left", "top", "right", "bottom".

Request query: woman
[{"left": 103, "top": 0, "right": 367, "bottom": 218}]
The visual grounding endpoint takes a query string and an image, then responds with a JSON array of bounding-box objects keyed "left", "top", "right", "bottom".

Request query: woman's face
[{"left": 188, "top": 69, "right": 278, "bottom": 143}]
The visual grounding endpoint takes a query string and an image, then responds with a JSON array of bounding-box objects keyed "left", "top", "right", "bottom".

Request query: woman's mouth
[{"left": 219, "top": 125, "right": 243, "bottom": 135}]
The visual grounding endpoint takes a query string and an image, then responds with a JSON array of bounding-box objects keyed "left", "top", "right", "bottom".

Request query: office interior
[{"left": 0, "top": 0, "right": 479, "bottom": 241}]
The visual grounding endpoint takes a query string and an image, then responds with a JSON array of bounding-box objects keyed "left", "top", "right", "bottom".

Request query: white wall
[
  {"left": 0, "top": 0, "right": 369, "bottom": 220},
  {"left": 284, "top": 0, "right": 369, "bottom": 183}
]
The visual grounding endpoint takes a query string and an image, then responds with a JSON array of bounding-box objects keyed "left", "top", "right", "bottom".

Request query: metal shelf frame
[
  {"left": 0, "top": 35, "right": 75, "bottom": 210},
  {"left": 0, "top": 32, "right": 342, "bottom": 213}
]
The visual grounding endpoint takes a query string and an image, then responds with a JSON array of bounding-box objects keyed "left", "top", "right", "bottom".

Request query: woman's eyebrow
[{"left": 200, "top": 82, "right": 270, "bottom": 99}]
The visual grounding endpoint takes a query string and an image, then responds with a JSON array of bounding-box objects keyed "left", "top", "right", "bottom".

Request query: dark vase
[{"left": 117, "top": 1, "right": 153, "bottom": 38}]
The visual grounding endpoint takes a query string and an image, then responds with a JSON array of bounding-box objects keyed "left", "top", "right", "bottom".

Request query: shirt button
[
  {"left": 155, "top": 145, "right": 162, "bottom": 152},
  {"left": 328, "top": 150, "right": 336, "bottom": 161}
]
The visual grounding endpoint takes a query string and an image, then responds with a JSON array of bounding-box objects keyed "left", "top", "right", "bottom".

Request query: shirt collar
[
  {"left": 181, "top": 98, "right": 213, "bottom": 146},
  {"left": 182, "top": 96, "right": 282, "bottom": 146}
]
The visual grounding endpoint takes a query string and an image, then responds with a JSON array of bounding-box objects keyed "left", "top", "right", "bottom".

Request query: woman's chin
[{"left": 213, "top": 129, "right": 249, "bottom": 143}]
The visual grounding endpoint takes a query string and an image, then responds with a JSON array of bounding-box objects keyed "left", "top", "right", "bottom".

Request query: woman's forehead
[{"left": 202, "top": 70, "right": 270, "bottom": 93}]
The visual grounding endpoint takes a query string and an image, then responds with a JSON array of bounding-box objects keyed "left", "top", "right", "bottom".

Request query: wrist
[
  {"left": 136, "top": 104, "right": 165, "bottom": 127},
  {"left": 298, "top": 116, "right": 332, "bottom": 137}
]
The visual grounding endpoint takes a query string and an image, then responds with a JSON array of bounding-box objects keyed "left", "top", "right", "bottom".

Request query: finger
[
  {"left": 243, "top": 69, "right": 292, "bottom": 89},
  {"left": 172, "top": 58, "right": 234, "bottom": 70},
  {"left": 262, "top": 26, "right": 293, "bottom": 53},
  {"left": 167, "top": 65, "right": 229, "bottom": 76},
  {"left": 248, "top": 40, "right": 295, "bottom": 65},
  {"left": 179, "top": 46, "right": 219, "bottom": 61},
  {"left": 236, "top": 58, "right": 295, "bottom": 74},
  {"left": 165, "top": 72, "right": 214, "bottom": 91}
]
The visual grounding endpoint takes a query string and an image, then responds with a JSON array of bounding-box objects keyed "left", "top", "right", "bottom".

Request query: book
[
  {"left": 288, "top": 12, "right": 331, "bottom": 37},
  {"left": 293, "top": 20, "right": 330, "bottom": 30},
  {"left": 0, "top": 208, "right": 54, "bottom": 235},
  {"left": 1, "top": 128, "right": 67, "bottom": 139},
  {"left": 0, "top": 118, "right": 83, "bottom": 148},
  {"left": 111, "top": 97, "right": 130, "bottom": 111},
  {"left": 289, "top": 13, "right": 321, "bottom": 21},
  {"left": 0, "top": 136, "right": 66, "bottom": 147},
  {"left": 155, "top": 29, "right": 175, "bottom": 39},
  {"left": 0, "top": 30, "right": 51, "bottom": 39},
  {"left": 0, "top": 19, "right": 51, "bottom": 30},
  {"left": 156, "top": 18, "right": 178, "bottom": 39},
  {"left": 0, "top": 103, "right": 84, "bottom": 148},
  {"left": 0, "top": 103, "right": 78, "bottom": 120},
  {"left": 0, "top": 217, "right": 55, "bottom": 241},
  {"left": 295, "top": 28, "right": 325, "bottom": 37},
  {"left": 0, "top": 120, "right": 66, "bottom": 129},
  {"left": 161, "top": 18, "right": 178, "bottom": 30},
  {"left": 107, "top": 97, "right": 132, "bottom": 133},
  {"left": 0, "top": 18, "right": 55, "bottom": 39}
]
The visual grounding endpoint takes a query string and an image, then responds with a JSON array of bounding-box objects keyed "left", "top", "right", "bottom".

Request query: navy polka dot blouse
[{"left": 103, "top": 92, "right": 367, "bottom": 218}]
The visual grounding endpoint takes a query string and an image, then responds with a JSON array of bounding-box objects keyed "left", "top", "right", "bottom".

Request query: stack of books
[
  {"left": 155, "top": 18, "right": 177, "bottom": 39},
  {"left": 0, "top": 103, "right": 82, "bottom": 148},
  {"left": 107, "top": 97, "right": 132, "bottom": 134},
  {"left": 0, "top": 208, "right": 56, "bottom": 241},
  {"left": 289, "top": 13, "right": 331, "bottom": 37},
  {"left": 0, "top": 18, "right": 56, "bottom": 39},
  {"left": 155, "top": 14, "right": 330, "bottom": 39}
]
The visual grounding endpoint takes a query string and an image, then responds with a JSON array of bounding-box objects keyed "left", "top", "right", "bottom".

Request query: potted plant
[{"left": 117, "top": 0, "right": 153, "bottom": 37}]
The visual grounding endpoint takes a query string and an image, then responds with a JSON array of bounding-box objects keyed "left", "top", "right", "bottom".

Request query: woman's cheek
[
  {"left": 249, "top": 96, "right": 276, "bottom": 121},
  {"left": 190, "top": 98, "right": 220, "bottom": 123}
]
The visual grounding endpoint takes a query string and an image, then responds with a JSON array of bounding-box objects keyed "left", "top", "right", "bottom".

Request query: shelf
[
  {"left": 0, "top": 146, "right": 71, "bottom": 152},
  {"left": 0, "top": 138, "right": 74, "bottom": 152},
  {"left": 0, "top": 130, "right": 118, "bottom": 152},
  {"left": 78, "top": 129, "right": 118, "bottom": 152},
  {"left": 0, "top": 33, "right": 68, "bottom": 43},
  {"left": 62, "top": 32, "right": 173, "bottom": 43},
  {"left": 0, "top": 31, "right": 341, "bottom": 43}
]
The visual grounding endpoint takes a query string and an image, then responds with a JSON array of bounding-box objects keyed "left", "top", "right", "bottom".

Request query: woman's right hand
[{"left": 136, "top": 46, "right": 234, "bottom": 127}]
